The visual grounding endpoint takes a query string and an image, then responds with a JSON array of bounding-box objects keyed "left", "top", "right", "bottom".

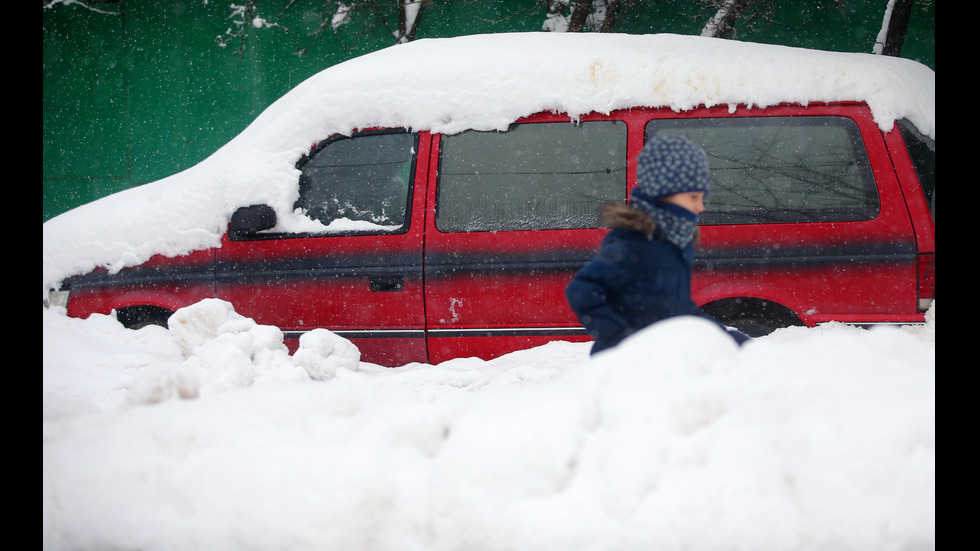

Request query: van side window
[
  {"left": 294, "top": 131, "right": 416, "bottom": 233},
  {"left": 646, "top": 117, "right": 880, "bottom": 225},
  {"left": 437, "top": 121, "right": 627, "bottom": 232}
]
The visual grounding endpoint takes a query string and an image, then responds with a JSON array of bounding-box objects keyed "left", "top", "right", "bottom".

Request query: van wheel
[
  {"left": 701, "top": 298, "right": 802, "bottom": 338},
  {"left": 115, "top": 305, "right": 174, "bottom": 330}
]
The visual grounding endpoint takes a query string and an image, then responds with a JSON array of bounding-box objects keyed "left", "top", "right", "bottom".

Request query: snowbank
[
  {"left": 42, "top": 32, "right": 935, "bottom": 296},
  {"left": 43, "top": 299, "right": 935, "bottom": 550}
]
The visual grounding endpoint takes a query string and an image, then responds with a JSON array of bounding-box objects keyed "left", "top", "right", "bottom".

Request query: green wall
[{"left": 42, "top": 0, "right": 935, "bottom": 222}]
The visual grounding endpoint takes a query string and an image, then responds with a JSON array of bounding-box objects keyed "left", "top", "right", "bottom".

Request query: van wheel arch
[
  {"left": 114, "top": 305, "right": 174, "bottom": 330},
  {"left": 700, "top": 297, "right": 803, "bottom": 338}
]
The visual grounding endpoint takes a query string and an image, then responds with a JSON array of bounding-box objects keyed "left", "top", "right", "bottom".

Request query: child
[{"left": 566, "top": 135, "right": 749, "bottom": 355}]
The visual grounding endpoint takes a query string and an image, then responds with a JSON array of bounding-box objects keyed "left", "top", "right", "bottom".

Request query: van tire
[
  {"left": 115, "top": 305, "right": 174, "bottom": 330},
  {"left": 701, "top": 298, "right": 803, "bottom": 338}
]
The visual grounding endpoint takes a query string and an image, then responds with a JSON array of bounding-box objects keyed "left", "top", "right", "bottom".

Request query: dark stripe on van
[
  {"left": 214, "top": 253, "right": 423, "bottom": 283},
  {"left": 423, "top": 240, "right": 916, "bottom": 277},
  {"left": 61, "top": 252, "right": 422, "bottom": 289},
  {"left": 64, "top": 239, "right": 914, "bottom": 290},
  {"left": 695, "top": 241, "right": 917, "bottom": 270},
  {"left": 62, "top": 263, "right": 214, "bottom": 289},
  {"left": 424, "top": 250, "right": 596, "bottom": 277}
]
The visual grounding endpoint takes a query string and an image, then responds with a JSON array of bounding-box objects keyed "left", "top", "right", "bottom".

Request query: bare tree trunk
[
  {"left": 567, "top": 0, "right": 593, "bottom": 32},
  {"left": 880, "top": 0, "right": 914, "bottom": 56},
  {"left": 398, "top": 0, "right": 429, "bottom": 43},
  {"left": 554, "top": 0, "right": 623, "bottom": 33},
  {"left": 701, "top": 0, "right": 745, "bottom": 39},
  {"left": 699, "top": 0, "right": 777, "bottom": 39},
  {"left": 598, "top": 0, "right": 621, "bottom": 32}
]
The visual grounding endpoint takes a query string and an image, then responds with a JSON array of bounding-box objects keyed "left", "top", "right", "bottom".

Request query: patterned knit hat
[
  {"left": 629, "top": 135, "right": 710, "bottom": 255},
  {"left": 634, "top": 135, "right": 711, "bottom": 199}
]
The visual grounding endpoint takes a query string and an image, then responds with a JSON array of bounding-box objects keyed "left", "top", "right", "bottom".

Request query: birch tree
[
  {"left": 873, "top": 0, "right": 914, "bottom": 56},
  {"left": 697, "top": 0, "right": 777, "bottom": 39},
  {"left": 543, "top": 0, "right": 623, "bottom": 32},
  {"left": 215, "top": 0, "right": 432, "bottom": 56},
  {"left": 330, "top": 0, "right": 432, "bottom": 44}
]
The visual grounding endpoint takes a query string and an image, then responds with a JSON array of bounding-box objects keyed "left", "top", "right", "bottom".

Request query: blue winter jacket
[{"left": 566, "top": 224, "right": 748, "bottom": 355}]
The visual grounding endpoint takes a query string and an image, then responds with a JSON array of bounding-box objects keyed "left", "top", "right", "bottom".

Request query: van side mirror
[{"left": 230, "top": 204, "right": 277, "bottom": 239}]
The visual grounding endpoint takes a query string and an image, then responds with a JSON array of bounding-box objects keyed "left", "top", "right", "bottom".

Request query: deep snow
[
  {"left": 43, "top": 299, "right": 934, "bottom": 550},
  {"left": 43, "top": 33, "right": 935, "bottom": 550}
]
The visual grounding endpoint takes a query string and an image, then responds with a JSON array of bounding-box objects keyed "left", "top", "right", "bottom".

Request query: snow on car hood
[{"left": 43, "top": 32, "right": 935, "bottom": 295}]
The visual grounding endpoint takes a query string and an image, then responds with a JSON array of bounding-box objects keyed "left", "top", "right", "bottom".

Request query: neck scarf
[{"left": 629, "top": 189, "right": 700, "bottom": 262}]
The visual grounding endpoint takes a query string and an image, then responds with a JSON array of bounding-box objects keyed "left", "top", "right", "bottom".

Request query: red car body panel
[{"left": 66, "top": 248, "right": 216, "bottom": 320}]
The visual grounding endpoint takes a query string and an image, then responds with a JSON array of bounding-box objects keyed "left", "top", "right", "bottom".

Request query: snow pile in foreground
[
  {"left": 43, "top": 300, "right": 935, "bottom": 550},
  {"left": 42, "top": 32, "right": 936, "bottom": 296}
]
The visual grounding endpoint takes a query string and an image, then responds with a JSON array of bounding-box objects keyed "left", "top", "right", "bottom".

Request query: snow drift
[{"left": 43, "top": 299, "right": 935, "bottom": 550}]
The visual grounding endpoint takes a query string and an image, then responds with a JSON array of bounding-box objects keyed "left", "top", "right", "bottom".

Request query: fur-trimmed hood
[{"left": 598, "top": 202, "right": 700, "bottom": 246}]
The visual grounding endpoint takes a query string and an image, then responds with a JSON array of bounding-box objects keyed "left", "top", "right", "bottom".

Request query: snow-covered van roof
[{"left": 43, "top": 32, "right": 935, "bottom": 295}]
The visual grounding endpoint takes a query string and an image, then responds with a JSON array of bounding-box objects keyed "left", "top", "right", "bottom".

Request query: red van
[
  {"left": 55, "top": 102, "right": 934, "bottom": 366},
  {"left": 47, "top": 36, "right": 935, "bottom": 367}
]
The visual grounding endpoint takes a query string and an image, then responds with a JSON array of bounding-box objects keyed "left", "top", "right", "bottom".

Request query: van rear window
[
  {"left": 646, "top": 116, "right": 880, "bottom": 225},
  {"left": 437, "top": 121, "right": 627, "bottom": 232},
  {"left": 897, "top": 119, "right": 935, "bottom": 221}
]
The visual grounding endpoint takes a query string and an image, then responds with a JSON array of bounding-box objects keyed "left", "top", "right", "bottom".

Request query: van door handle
[{"left": 369, "top": 276, "right": 404, "bottom": 292}]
